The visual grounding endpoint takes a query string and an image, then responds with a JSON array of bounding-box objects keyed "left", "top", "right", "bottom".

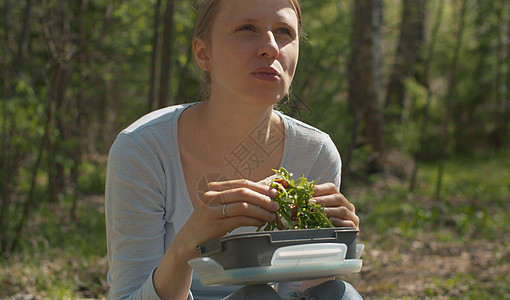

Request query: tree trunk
[
  {"left": 1, "top": 0, "right": 36, "bottom": 254},
  {"left": 98, "top": 2, "right": 115, "bottom": 150},
  {"left": 0, "top": 0, "right": 12, "bottom": 254},
  {"left": 385, "top": 0, "right": 426, "bottom": 122},
  {"left": 11, "top": 65, "right": 58, "bottom": 253},
  {"left": 158, "top": 0, "right": 176, "bottom": 108},
  {"left": 410, "top": 0, "right": 444, "bottom": 191},
  {"left": 148, "top": 0, "right": 162, "bottom": 112},
  {"left": 42, "top": 0, "right": 74, "bottom": 203},
  {"left": 70, "top": 0, "right": 90, "bottom": 221},
  {"left": 347, "top": 0, "right": 385, "bottom": 171},
  {"left": 506, "top": 0, "right": 510, "bottom": 141},
  {"left": 13, "top": 0, "right": 34, "bottom": 75},
  {"left": 492, "top": 0, "right": 510, "bottom": 148},
  {"left": 435, "top": 0, "right": 468, "bottom": 198}
]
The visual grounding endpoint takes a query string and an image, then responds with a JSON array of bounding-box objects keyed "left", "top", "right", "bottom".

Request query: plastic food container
[
  {"left": 197, "top": 227, "right": 358, "bottom": 269},
  {"left": 188, "top": 227, "right": 363, "bottom": 286}
]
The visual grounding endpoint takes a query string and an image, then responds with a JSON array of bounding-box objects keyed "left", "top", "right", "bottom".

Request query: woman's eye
[
  {"left": 237, "top": 24, "right": 256, "bottom": 32},
  {"left": 275, "top": 27, "right": 293, "bottom": 37}
]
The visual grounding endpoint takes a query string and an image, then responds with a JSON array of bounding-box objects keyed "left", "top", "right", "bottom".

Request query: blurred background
[{"left": 1, "top": 0, "right": 509, "bottom": 298}]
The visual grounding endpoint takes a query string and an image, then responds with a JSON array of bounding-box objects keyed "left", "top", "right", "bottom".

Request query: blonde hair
[{"left": 192, "top": 0, "right": 303, "bottom": 99}]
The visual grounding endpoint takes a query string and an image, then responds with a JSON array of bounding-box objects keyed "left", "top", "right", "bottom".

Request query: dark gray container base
[{"left": 198, "top": 227, "right": 358, "bottom": 270}]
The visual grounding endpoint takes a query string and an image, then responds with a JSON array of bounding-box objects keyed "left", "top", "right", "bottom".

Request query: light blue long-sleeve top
[{"left": 105, "top": 103, "right": 342, "bottom": 299}]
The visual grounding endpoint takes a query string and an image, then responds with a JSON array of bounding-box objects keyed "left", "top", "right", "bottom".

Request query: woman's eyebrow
[
  {"left": 235, "top": 17, "right": 259, "bottom": 24},
  {"left": 234, "top": 17, "right": 296, "bottom": 29}
]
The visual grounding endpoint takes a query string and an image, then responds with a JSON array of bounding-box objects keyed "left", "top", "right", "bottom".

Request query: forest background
[{"left": 1, "top": 0, "right": 509, "bottom": 298}]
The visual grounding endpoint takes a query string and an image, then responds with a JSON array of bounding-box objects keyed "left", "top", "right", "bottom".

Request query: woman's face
[{"left": 195, "top": 0, "right": 300, "bottom": 107}]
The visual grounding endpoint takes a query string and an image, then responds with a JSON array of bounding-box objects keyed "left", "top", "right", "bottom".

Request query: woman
[{"left": 105, "top": 0, "right": 361, "bottom": 299}]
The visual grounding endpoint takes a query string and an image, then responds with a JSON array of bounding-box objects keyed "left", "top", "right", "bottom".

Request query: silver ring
[{"left": 222, "top": 203, "right": 229, "bottom": 218}]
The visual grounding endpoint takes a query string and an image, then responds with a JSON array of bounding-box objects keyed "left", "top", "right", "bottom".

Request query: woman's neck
[
  {"left": 193, "top": 98, "right": 284, "bottom": 175},
  {"left": 199, "top": 100, "right": 275, "bottom": 144}
]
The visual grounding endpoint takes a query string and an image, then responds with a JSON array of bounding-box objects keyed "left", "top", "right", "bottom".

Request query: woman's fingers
[
  {"left": 203, "top": 179, "right": 279, "bottom": 212},
  {"left": 329, "top": 217, "right": 358, "bottom": 228},
  {"left": 203, "top": 188, "right": 279, "bottom": 212},
  {"left": 196, "top": 178, "right": 280, "bottom": 231},
  {"left": 185, "top": 179, "right": 282, "bottom": 252},
  {"left": 208, "top": 179, "right": 278, "bottom": 197},
  {"left": 311, "top": 183, "right": 355, "bottom": 213},
  {"left": 202, "top": 180, "right": 360, "bottom": 231},
  {"left": 218, "top": 202, "right": 276, "bottom": 222},
  {"left": 324, "top": 206, "right": 360, "bottom": 228},
  {"left": 310, "top": 183, "right": 359, "bottom": 229}
]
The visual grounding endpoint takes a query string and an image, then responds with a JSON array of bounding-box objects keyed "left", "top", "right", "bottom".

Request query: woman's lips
[{"left": 252, "top": 67, "right": 280, "bottom": 82}]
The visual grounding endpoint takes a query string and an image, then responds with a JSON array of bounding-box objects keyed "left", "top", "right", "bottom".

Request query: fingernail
[{"left": 272, "top": 202, "right": 280, "bottom": 211}]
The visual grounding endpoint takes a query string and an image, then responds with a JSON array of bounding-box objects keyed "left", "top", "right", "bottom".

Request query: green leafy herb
[{"left": 260, "top": 167, "right": 333, "bottom": 231}]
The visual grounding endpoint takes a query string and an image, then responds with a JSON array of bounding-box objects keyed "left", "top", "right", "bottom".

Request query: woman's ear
[{"left": 193, "top": 37, "right": 211, "bottom": 71}]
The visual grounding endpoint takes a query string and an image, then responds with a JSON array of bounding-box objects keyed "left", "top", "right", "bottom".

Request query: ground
[
  {"left": 2, "top": 172, "right": 509, "bottom": 299},
  {"left": 350, "top": 232, "right": 510, "bottom": 298}
]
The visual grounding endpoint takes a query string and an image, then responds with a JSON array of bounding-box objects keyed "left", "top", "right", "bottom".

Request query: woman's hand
[
  {"left": 155, "top": 179, "right": 280, "bottom": 299},
  {"left": 309, "top": 183, "right": 360, "bottom": 230},
  {"left": 201, "top": 179, "right": 280, "bottom": 231},
  {"left": 177, "top": 179, "right": 280, "bottom": 260}
]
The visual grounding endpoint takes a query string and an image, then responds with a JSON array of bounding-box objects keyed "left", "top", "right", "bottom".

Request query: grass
[
  {"left": 1, "top": 151, "right": 509, "bottom": 299},
  {"left": 354, "top": 151, "right": 510, "bottom": 241},
  {"left": 0, "top": 196, "right": 108, "bottom": 299},
  {"left": 347, "top": 150, "right": 510, "bottom": 299}
]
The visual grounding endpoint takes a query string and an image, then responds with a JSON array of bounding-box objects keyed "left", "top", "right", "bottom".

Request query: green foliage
[
  {"left": 78, "top": 161, "right": 107, "bottom": 195},
  {"left": 356, "top": 151, "right": 510, "bottom": 241},
  {"left": 351, "top": 151, "right": 510, "bottom": 298},
  {"left": 0, "top": 195, "right": 107, "bottom": 299},
  {"left": 262, "top": 167, "right": 333, "bottom": 231},
  {"left": 286, "top": 0, "right": 353, "bottom": 148}
]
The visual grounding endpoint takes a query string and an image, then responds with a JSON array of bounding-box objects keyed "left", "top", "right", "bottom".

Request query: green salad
[{"left": 260, "top": 167, "right": 333, "bottom": 231}]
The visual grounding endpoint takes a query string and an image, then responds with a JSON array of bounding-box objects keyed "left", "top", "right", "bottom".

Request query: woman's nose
[{"left": 258, "top": 31, "right": 279, "bottom": 59}]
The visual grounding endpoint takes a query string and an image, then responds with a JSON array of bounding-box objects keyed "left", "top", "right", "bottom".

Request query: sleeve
[
  {"left": 105, "top": 132, "right": 167, "bottom": 300},
  {"left": 308, "top": 134, "right": 342, "bottom": 189}
]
